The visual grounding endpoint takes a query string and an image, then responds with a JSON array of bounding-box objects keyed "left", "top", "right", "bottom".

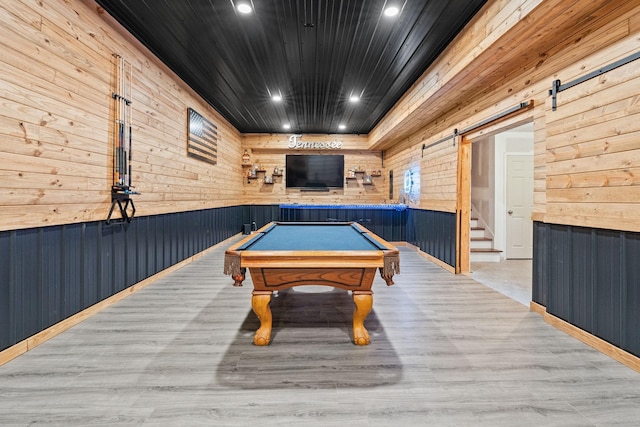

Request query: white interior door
[{"left": 506, "top": 154, "right": 533, "bottom": 259}]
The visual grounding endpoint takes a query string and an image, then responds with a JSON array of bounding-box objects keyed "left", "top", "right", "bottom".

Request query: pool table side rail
[
  {"left": 239, "top": 250, "right": 386, "bottom": 269},
  {"left": 223, "top": 221, "right": 400, "bottom": 279},
  {"left": 358, "top": 224, "right": 401, "bottom": 276},
  {"left": 224, "top": 249, "right": 387, "bottom": 278}
]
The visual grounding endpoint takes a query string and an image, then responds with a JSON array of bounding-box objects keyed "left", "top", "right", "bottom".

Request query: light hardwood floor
[
  {"left": 470, "top": 259, "right": 532, "bottom": 306},
  {"left": 1, "top": 239, "right": 639, "bottom": 426}
]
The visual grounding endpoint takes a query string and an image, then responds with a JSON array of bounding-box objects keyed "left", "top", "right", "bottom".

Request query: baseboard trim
[
  {"left": 0, "top": 234, "right": 240, "bottom": 367},
  {"left": 529, "top": 301, "right": 546, "bottom": 315},
  {"left": 531, "top": 303, "right": 640, "bottom": 373}
]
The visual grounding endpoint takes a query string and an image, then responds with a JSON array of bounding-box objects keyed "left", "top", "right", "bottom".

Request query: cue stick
[
  {"left": 127, "top": 59, "right": 132, "bottom": 188},
  {"left": 119, "top": 55, "right": 126, "bottom": 187},
  {"left": 115, "top": 54, "right": 125, "bottom": 186}
]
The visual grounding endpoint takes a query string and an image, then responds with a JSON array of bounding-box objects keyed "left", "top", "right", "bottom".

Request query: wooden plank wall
[
  {"left": 377, "top": 0, "right": 640, "bottom": 232},
  {"left": 242, "top": 134, "right": 387, "bottom": 205},
  {"left": 381, "top": 142, "right": 422, "bottom": 208},
  {"left": 420, "top": 140, "right": 458, "bottom": 213},
  {"left": 3, "top": 0, "right": 639, "bottom": 235},
  {"left": 0, "top": 0, "right": 244, "bottom": 232},
  {"left": 545, "top": 46, "right": 640, "bottom": 232}
]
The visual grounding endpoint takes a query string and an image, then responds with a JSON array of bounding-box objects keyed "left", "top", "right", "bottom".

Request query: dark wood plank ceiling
[{"left": 95, "top": 0, "right": 487, "bottom": 134}]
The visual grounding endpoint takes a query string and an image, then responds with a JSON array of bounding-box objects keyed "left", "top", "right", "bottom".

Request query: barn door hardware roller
[
  {"left": 549, "top": 50, "right": 640, "bottom": 111},
  {"left": 107, "top": 54, "right": 138, "bottom": 225}
]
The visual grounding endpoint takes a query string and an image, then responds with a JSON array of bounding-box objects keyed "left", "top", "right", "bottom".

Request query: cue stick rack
[{"left": 107, "top": 53, "right": 138, "bottom": 225}]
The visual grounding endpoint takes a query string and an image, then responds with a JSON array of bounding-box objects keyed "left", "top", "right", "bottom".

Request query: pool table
[{"left": 224, "top": 221, "right": 400, "bottom": 346}]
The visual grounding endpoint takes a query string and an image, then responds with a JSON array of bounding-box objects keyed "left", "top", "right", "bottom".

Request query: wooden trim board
[{"left": 530, "top": 302, "right": 640, "bottom": 373}]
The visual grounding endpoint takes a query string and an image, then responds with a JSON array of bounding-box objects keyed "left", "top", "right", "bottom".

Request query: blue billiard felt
[{"left": 245, "top": 224, "right": 383, "bottom": 251}]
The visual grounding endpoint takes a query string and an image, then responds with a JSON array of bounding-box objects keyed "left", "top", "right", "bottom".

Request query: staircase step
[
  {"left": 470, "top": 248, "right": 502, "bottom": 262},
  {"left": 470, "top": 238, "right": 493, "bottom": 249},
  {"left": 469, "top": 216, "right": 498, "bottom": 260},
  {"left": 470, "top": 227, "right": 486, "bottom": 238}
]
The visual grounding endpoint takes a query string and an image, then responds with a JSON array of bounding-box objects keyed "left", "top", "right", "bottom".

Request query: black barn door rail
[
  {"left": 422, "top": 130, "right": 458, "bottom": 157},
  {"left": 421, "top": 100, "right": 533, "bottom": 157},
  {"left": 549, "top": 50, "right": 640, "bottom": 111},
  {"left": 458, "top": 100, "right": 532, "bottom": 135}
]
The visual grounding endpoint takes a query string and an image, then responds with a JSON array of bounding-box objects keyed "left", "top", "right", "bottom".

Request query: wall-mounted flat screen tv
[{"left": 285, "top": 154, "right": 344, "bottom": 189}]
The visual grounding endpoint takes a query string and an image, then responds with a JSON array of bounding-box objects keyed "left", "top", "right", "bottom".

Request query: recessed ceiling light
[
  {"left": 349, "top": 95, "right": 360, "bottom": 103},
  {"left": 384, "top": 6, "right": 399, "bottom": 17},
  {"left": 283, "top": 123, "right": 291, "bottom": 129},
  {"left": 237, "top": 3, "right": 252, "bottom": 14},
  {"left": 272, "top": 94, "right": 282, "bottom": 102},
  {"left": 338, "top": 124, "right": 346, "bottom": 130}
]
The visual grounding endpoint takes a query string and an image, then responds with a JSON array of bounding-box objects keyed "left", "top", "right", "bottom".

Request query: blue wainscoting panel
[
  {"left": 0, "top": 206, "right": 243, "bottom": 353},
  {"left": 62, "top": 224, "right": 84, "bottom": 319},
  {"left": 278, "top": 204, "right": 407, "bottom": 242},
  {"left": 547, "top": 224, "right": 572, "bottom": 324},
  {"left": 625, "top": 232, "right": 640, "bottom": 356},
  {"left": 532, "top": 221, "right": 640, "bottom": 358},
  {"left": 570, "top": 227, "right": 595, "bottom": 334},
  {"left": 82, "top": 222, "right": 101, "bottom": 310},
  {"left": 594, "top": 229, "right": 623, "bottom": 348},
  {"left": 406, "top": 208, "right": 456, "bottom": 268},
  {"left": 14, "top": 228, "right": 41, "bottom": 343},
  {"left": 0, "top": 231, "right": 9, "bottom": 348},
  {"left": 532, "top": 221, "right": 548, "bottom": 306},
  {"left": 41, "top": 226, "right": 63, "bottom": 329},
  {"left": 242, "top": 205, "right": 281, "bottom": 231}
]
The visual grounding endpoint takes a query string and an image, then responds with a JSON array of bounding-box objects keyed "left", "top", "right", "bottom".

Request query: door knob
[{"left": 508, "top": 210, "right": 513, "bottom": 215}]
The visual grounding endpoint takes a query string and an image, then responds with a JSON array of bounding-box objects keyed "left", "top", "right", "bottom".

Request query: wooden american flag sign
[{"left": 187, "top": 108, "right": 218, "bottom": 165}]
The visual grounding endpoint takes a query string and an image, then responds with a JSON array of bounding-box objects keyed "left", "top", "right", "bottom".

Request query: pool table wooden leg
[
  {"left": 251, "top": 291, "right": 272, "bottom": 346},
  {"left": 352, "top": 291, "right": 373, "bottom": 345}
]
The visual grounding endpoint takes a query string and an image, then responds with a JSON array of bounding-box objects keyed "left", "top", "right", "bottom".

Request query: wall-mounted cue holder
[{"left": 107, "top": 53, "right": 138, "bottom": 225}]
